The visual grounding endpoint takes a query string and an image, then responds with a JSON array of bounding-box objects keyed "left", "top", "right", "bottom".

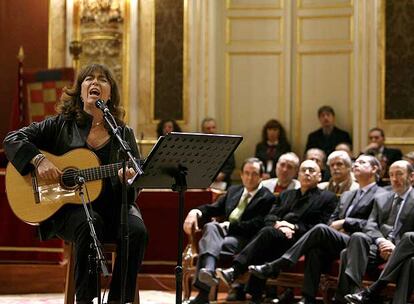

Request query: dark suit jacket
[
  {"left": 264, "top": 187, "right": 337, "bottom": 237},
  {"left": 364, "top": 188, "right": 414, "bottom": 244},
  {"left": 328, "top": 185, "right": 387, "bottom": 234},
  {"left": 197, "top": 185, "right": 275, "bottom": 239},
  {"left": 305, "top": 126, "right": 352, "bottom": 156}
]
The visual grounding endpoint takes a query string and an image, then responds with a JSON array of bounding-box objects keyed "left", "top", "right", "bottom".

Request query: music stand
[{"left": 136, "top": 132, "right": 242, "bottom": 304}]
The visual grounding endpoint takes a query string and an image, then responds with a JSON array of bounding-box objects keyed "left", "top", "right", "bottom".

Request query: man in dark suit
[
  {"left": 334, "top": 160, "right": 414, "bottom": 302},
  {"left": 362, "top": 127, "right": 403, "bottom": 186},
  {"left": 216, "top": 160, "right": 337, "bottom": 303},
  {"left": 345, "top": 232, "right": 414, "bottom": 303},
  {"left": 183, "top": 157, "right": 275, "bottom": 304},
  {"left": 305, "top": 105, "right": 352, "bottom": 157},
  {"left": 249, "top": 155, "right": 386, "bottom": 304}
]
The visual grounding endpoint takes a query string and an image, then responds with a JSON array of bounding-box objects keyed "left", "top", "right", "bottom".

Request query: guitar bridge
[{"left": 31, "top": 171, "right": 40, "bottom": 204}]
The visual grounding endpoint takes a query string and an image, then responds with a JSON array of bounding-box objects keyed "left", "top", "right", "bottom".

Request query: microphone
[{"left": 95, "top": 99, "right": 110, "bottom": 114}]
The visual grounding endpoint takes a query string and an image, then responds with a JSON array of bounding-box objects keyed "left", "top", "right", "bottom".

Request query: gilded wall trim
[
  {"left": 297, "top": 0, "right": 353, "bottom": 10},
  {"left": 227, "top": 0, "right": 282, "bottom": 10}
]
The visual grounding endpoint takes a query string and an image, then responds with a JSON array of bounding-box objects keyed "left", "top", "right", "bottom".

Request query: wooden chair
[{"left": 64, "top": 242, "right": 140, "bottom": 304}]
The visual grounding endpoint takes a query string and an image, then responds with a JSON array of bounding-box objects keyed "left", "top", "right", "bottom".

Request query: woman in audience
[
  {"left": 255, "top": 119, "right": 291, "bottom": 179},
  {"left": 156, "top": 118, "right": 182, "bottom": 138}
]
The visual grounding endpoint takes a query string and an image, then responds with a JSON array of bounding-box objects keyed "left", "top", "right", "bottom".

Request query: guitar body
[{"left": 6, "top": 148, "right": 103, "bottom": 225}]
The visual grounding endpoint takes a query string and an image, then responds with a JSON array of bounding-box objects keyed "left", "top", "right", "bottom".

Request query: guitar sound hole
[{"left": 61, "top": 168, "right": 79, "bottom": 189}]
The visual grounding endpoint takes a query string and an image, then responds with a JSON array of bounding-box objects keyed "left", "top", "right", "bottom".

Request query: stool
[{"left": 64, "top": 242, "right": 140, "bottom": 304}]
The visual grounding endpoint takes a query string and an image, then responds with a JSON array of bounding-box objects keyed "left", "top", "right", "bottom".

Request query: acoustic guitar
[{"left": 5, "top": 148, "right": 140, "bottom": 225}]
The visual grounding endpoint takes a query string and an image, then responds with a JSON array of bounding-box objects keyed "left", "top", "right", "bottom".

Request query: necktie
[
  {"left": 387, "top": 196, "right": 404, "bottom": 240},
  {"left": 229, "top": 193, "right": 251, "bottom": 223},
  {"left": 387, "top": 196, "right": 403, "bottom": 226},
  {"left": 345, "top": 189, "right": 363, "bottom": 217}
]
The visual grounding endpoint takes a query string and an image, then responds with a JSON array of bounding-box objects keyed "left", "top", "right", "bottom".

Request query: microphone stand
[
  {"left": 76, "top": 177, "right": 109, "bottom": 304},
  {"left": 100, "top": 107, "right": 143, "bottom": 304}
]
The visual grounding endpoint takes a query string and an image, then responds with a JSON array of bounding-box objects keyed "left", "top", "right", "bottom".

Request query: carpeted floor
[{"left": 0, "top": 290, "right": 176, "bottom": 304}]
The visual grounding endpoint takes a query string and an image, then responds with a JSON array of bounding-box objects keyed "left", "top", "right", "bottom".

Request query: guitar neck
[{"left": 79, "top": 159, "right": 137, "bottom": 181}]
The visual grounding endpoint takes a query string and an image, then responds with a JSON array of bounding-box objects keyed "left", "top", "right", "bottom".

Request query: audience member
[
  {"left": 305, "top": 105, "right": 352, "bottom": 157},
  {"left": 318, "top": 151, "right": 359, "bottom": 196},
  {"left": 156, "top": 118, "right": 182, "bottom": 138},
  {"left": 216, "top": 160, "right": 337, "bottom": 303},
  {"left": 305, "top": 148, "right": 329, "bottom": 182},
  {"left": 345, "top": 232, "right": 414, "bottom": 303},
  {"left": 248, "top": 155, "right": 385, "bottom": 304},
  {"left": 262, "top": 152, "right": 300, "bottom": 196},
  {"left": 255, "top": 119, "right": 291, "bottom": 179},
  {"left": 201, "top": 117, "right": 235, "bottom": 190},
  {"left": 336, "top": 142, "right": 354, "bottom": 161},
  {"left": 362, "top": 127, "right": 402, "bottom": 185},
  {"left": 183, "top": 158, "right": 275, "bottom": 304},
  {"left": 333, "top": 160, "right": 414, "bottom": 302}
]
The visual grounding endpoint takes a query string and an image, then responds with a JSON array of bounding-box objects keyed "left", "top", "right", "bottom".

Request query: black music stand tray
[{"left": 136, "top": 132, "right": 242, "bottom": 304}]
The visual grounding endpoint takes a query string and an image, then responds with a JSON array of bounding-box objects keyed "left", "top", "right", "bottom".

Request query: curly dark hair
[
  {"left": 156, "top": 119, "right": 182, "bottom": 137},
  {"left": 261, "top": 119, "right": 290, "bottom": 146},
  {"left": 56, "top": 63, "right": 125, "bottom": 126}
]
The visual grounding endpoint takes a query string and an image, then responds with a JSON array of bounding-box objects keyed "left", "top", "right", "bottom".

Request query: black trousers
[
  {"left": 55, "top": 205, "right": 148, "bottom": 303},
  {"left": 370, "top": 232, "right": 414, "bottom": 303},
  {"left": 233, "top": 226, "right": 296, "bottom": 297},
  {"left": 336, "top": 232, "right": 383, "bottom": 299},
  {"left": 195, "top": 222, "right": 248, "bottom": 292},
  {"left": 280, "top": 223, "right": 350, "bottom": 298}
]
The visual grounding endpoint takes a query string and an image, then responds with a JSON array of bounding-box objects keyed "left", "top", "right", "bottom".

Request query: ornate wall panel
[
  {"left": 299, "top": 16, "right": 351, "bottom": 44},
  {"left": 384, "top": 0, "right": 414, "bottom": 120},
  {"left": 228, "top": 53, "right": 281, "bottom": 163},
  {"left": 221, "top": 0, "right": 288, "bottom": 167},
  {"left": 299, "top": 0, "right": 352, "bottom": 9},
  {"left": 376, "top": 0, "right": 414, "bottom": 148},
  {"left": 293, "top": 0, "right": 354, "bottom": 155},
  {"left": 154, "top": 0, "right": 184, "bottom": 121},
  {"left": 227, "top": 0, "right": 282, "bottom": 9},
  {"left": 228, "top": 17, "right": 281, "bottom": 43}
]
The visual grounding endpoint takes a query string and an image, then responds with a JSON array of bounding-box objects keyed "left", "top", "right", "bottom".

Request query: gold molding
[
  {"left": 226, "top": 16, "right": 283, "bottom": 45},
  {"left": 297, "top": 0, "right": 353, "bottom": 10},
  {"left": 183, "top": 0, "right": 189, "bottom": 125},
  {"left": 141, "top": 260, "right": 176, "bottom": 266},
  {"left": 123, "top": 0, "right": 131, "bottom": 123},
  {"left": 226, "top": 0, "right": 282, "bottom": 10},
  {"left": 297, "top": 15, "right": 353, "bottom": 45},
  {"left": 150, "top": 0, "right": 156, "bottom": 123},
  {"left": 378, "top": 0, "right": 414, "bottom": 124},
  {"left": 150, "top": 0, "right": 187, "bottom": 125}
]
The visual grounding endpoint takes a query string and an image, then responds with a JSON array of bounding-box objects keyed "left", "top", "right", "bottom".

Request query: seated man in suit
[
  {"left": 362, "top": 127, "right": 402, "bottom": 186},
  {"left": 183, "top": 157, "right": 275, "bottom": 304},
  {"left": 332, "top": 160, "right": 414, "bottom": 302},
  {"left": 249, "top": 155, "right": 386, "bottom": 304},
  {"left": 345, "top": 232, "right": 414, "bottom": 303},
  {"left": 318, "top": 150, "right": 359, "bottom": 196},
  {"left": 262, "top": 152, "right": 301, "bottom": 196},
  {"left": 200, "top": 117, "right": 235, "bottom": 190},
  {"left": 216, "top": 160, "right": 337, "bottom": 303}
]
